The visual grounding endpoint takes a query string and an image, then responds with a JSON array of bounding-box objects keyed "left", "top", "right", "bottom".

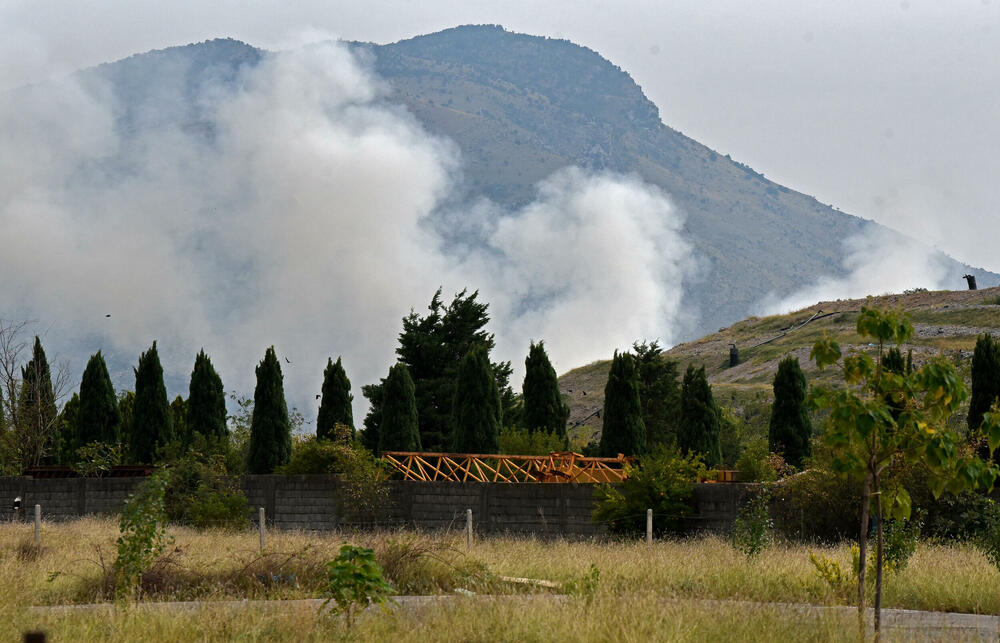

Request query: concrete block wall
[{"left": 0, "top": 475, "right": 752, "bottom": 536}]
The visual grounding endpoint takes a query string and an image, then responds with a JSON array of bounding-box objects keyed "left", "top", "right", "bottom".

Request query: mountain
[
  {"left": 559, "top": 286, "right": 1000, "bottom": 445},
  {"left": 68, "top": 27, "right": 1000, "bottom": 338}
]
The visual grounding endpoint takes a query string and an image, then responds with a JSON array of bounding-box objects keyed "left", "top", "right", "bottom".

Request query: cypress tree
[
  {"left": 17, "top": 336, "right": 59, "bottom": 465},
  {"left": 131, "top": 342, "right": 174, "bottom": 463},
  {"left": 171, "top": 396, "right": 188, "bottom": 446},
  {"left": 187, "top": 350, "right": 227, "bottom": 445},
  {"left": 118, "top": 391, "right": 135, "bottom": 460},
  {"left": 767, "top": 356, "right": 812, "bottom": 468},
  {"left": 633, "top": 340, "right": 682, "bottom": 450},
  {"left": 378, "top": 363, "right": 421, "bottom": 453},
  {"left": 521, "top": 341, "right": 568, "bottom": 439},
  {"left": 247, "top": 346, "right": 292, "bottom": 474},
  {"left": 360, "top": 381, "right": 383, "bottom": 454},
  {"left": 317, "top": 357, "right": 354, "bottom": 440},
  {"left": 599, "top": 351, "right": 647, "bottom": 457},
  {"left": 55, "top": 393, "right": 80, "bottom": 464},
  {"left": 451, "top": 344, "right": 502, "bottom": 453},
  {"left": 883, "top": 347, "right": 905, "bottom": 376},
  {"left": 969, "top": 333, "right": 1000, "bottom": 438},
  {"left": 76, "top": 351, "right": 121, "bottom": 450},
  {"left": 678, "top": 365, "right": 722, "bottom": 466}
]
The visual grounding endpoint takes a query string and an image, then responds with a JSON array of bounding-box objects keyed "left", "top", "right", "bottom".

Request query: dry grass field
[{"left": 2, "top": 518, "right": 998, "bottom": 641}]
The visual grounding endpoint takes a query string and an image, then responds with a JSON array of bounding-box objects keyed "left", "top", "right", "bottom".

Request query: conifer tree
[
  {"left": 186, "top": 350, "right": 227, "bottom": 446},
  {"left": 247, "top": 346, "right": 292, "bottom": 474},
  {"left": 521, "top": 341, "right": 568, "bottom": 439},
  {"left": 360, "top": 381, "right": 383, "bottom": 454},
  {"left": 633, "top": 340, "right": 681, "bottom": 449},
  {"left": 317, "top": 357, "right": 354, "bottom": 440},
  {"left": 678, "top": 365, "right": 722, "bottom": 466},
  {"left": 768, "top": 356, "right": 811, "bottom": 467},
  {"left": 378, "top": 363, "right": 421, "bottom": 453},
  {"left": 76, "top": 351, "right": 121, "bottom": 450},
  {"left": 17, "top": 336, "right": 59, "bottom": 465},
  {"left": 452, "top": 344, "right": 502, "bottom": 453},
  {"left": 171, "top": 396, "right": 188, "bottom": 445},
  {"left": 969, "top": 333, "right": 1000, "bottom": 439},
  {"left": 130, "top": 342, "right": 174, "bottom": 463},
  {"left": 118, "top": 391, "right": 135, "bottom": 458},
  {"left": 368, "top": 288, "right": 513, "bottom": 451},
  {"left": 55, "top": 393, "right": 80, "bottom": 464},
  {"left": 883, "top": 347, "right": 905, "bottom": 376},
  {"left": 599, "top": 351, "right": 647, "bottom": 457}
]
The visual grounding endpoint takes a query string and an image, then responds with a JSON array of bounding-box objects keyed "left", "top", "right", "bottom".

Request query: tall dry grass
[{"left": 2, "top": 517, "right": 997, "bottom": 641}]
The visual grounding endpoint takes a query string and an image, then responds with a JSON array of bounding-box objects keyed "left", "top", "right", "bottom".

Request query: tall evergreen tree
[
  {"left": 55, "top": 392, "right": 80, "bottom": 464},
  {"left": 130, "top": 342, "right": 174, "bottom": 463},
  {"left": 521, "top": 341, "right": 568, "bottom": 439},
  {"left": 317, "top": 356, "right": 354, "bottom": 440},
  {"left": 118, "top": 391, "right": 135, "bottom": 459},
  {"left": 633, "top": 340, "right": 682, "bottom": 450},
  {"left": 367, "top": 288, "right": 513, "bottom": 451},
  {"left": 17, "top": 336, "right": 59, "bottom": 466},
  {"left": 76, "top": 351, "right": 121, "bottom": 450},
  {"left": 969, "top": 333, "right": 1000, "bottom": 439},
  {"left": 883, "top": 347, "right": 905, "bottom": 376},
  {"left": 678, "top": 365, "right": 722, "bottom": 466},
  {"left": 360, "top": 381, "right": 383, "bottom": 453},
  {"left": 378, "top": 363, "right": 421, "bottom": 453},
  {"left": 599, "top": 351, "right": 647, "bottom": 457},
  {"left": 186, "top": 350, "right": 227, "bottom": 445},
  {"left": 247, "top": 346, "right": 292, "bottom": 474},
  {"left": 768, "top": 356, "right": 812, "bottom": 467},
  {"left": 171, "top": 396, "right": 188, "bottom": 446},
  {"left": 452, "top": 344, "right": 502, "bottom": 453}
]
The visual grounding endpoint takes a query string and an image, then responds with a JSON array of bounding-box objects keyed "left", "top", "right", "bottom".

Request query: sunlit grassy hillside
[{"left": 561, "top": 286, "right": 1000, "bottom": 444}]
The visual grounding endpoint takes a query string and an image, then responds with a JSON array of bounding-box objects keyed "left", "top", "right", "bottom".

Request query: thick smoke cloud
[
  {"left": 758, "top": 226, "right": 952, "bottom": 315},
  {"left": 0, "top": 42, "right": 692, "bottom": 418}
]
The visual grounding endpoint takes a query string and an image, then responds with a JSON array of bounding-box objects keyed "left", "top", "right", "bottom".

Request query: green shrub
[
  {"left": 321, "top": 545, "right": 394, "bottom": 627},
  {"left": 277, "top": 435, "right": 389, "bottom": 525},
  {"left": 592, "top": 446, "right": 709, "bottom": 536},
  {"left": 975, "top": 499, "right": 1000, "bottom": 572},
  {"left": 498, "top": 426, "right": 568, "bottom": 455},
  {"left": 734, "top": 437, "right": 778, "bottom": 482},
  {"left": 731, "top": 489, "right": 773, "bottom": 558},
  {"left": 163, "top": 449, "right": 249, "bottom": 530},
  {"left": 770, "top": 468, "right": 862, "bottom": 542},
  {"left": 115, "top": 470, "right": 171, "bottom": 598},
  {"left": 72, "top": 441, "right": 123, "bottom": 478},
  {"left": 881, "top": 511, "right": 922, "bottom": 572}
]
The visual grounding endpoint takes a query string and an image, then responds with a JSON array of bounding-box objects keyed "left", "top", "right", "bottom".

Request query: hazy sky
[{"left": 3, "top": 0, "right": 998, "bottom": 273}]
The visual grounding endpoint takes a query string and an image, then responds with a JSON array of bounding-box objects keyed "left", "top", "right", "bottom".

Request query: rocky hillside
[
  {"left": 66, "top": 27, "right": 997, "bottom": 343},
  {"left": 560, "top": 286, "right": 1000, "bottom": 444}
]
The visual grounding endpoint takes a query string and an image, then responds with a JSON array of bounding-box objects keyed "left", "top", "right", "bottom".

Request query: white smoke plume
[
  {"left": 758, "top": 226, "right": 952, "bottom": 315},
  {"left": 0, "top": 41, "right": 693, "bottom": 419}
]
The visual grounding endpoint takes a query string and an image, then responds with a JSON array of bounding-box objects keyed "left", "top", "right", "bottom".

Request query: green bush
[
  {"left": 770, "top": 468, "right": 862, "bottom": 542},
  {"left": 881, "top": 511, "right": 923, "bottom": 572},
  {"left": 277, "top": 435, "right": 389, "bottom": 525},
  {"left": 734, "top": 437, "right": 779, "bottom": 482},
  {"left": 115, "top": 470, "right": 170, "bottom": 598},
  {"left": 163, "top": 449, "right": 249, "bottom": 530},
  {"left": 321, "top": 545, "right": 394, "bottom": 627},
  {"left": 592, "top": 446, "right": 709, "bottom": 536},
  {"left": 731, "top": 488, "right": 773, "bottom": 558},
  {"left": 498, "top": 426, "right": 568, "bottom": 455}
]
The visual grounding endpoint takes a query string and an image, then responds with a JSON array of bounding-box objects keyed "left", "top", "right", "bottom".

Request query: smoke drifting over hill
[
  {"left": 0, "top": 42, "right": 693, "bottom": 415},
  {"left": 759, "top": 227, "right": 953, "bottom": 315}
]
